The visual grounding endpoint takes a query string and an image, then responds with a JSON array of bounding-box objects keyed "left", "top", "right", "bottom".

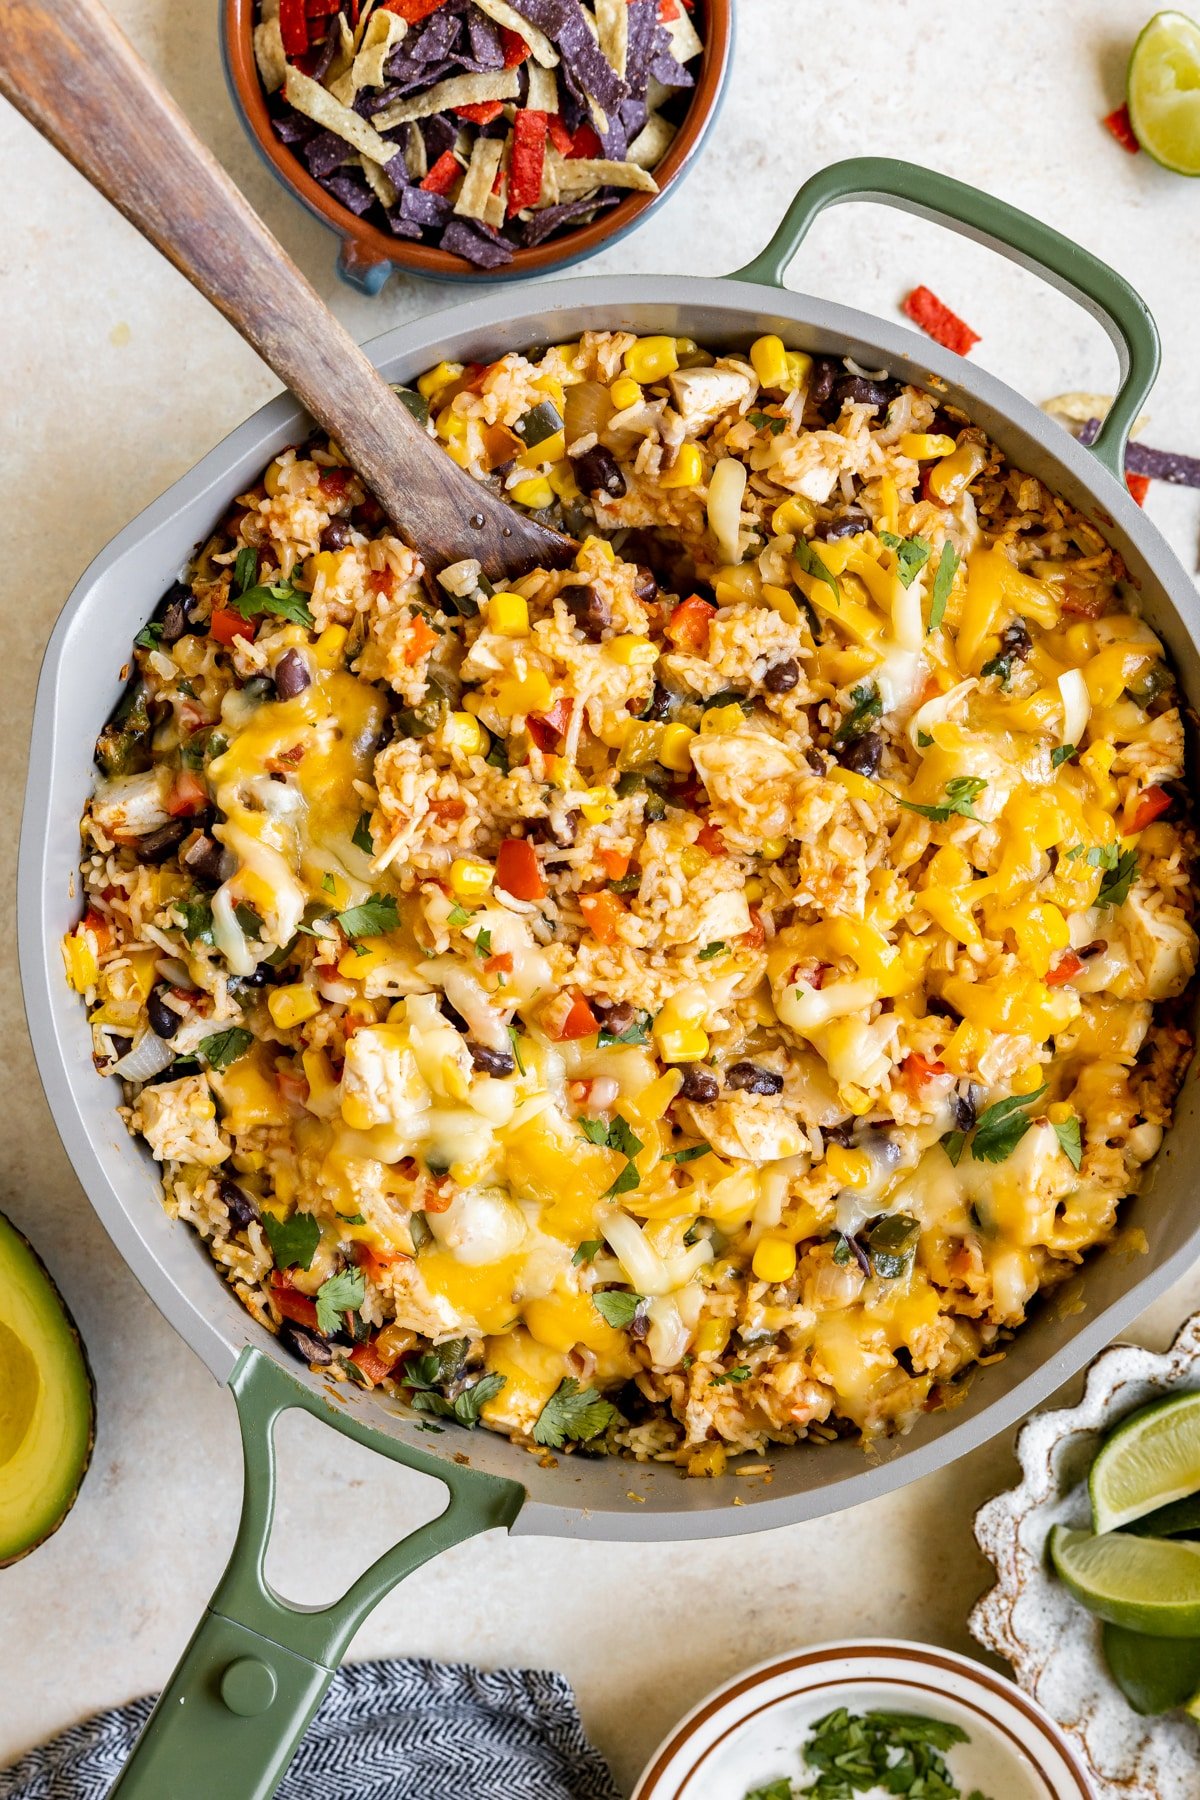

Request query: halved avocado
[{"left": 0, "top": 1211, "right": 95, "bottom": 1566}]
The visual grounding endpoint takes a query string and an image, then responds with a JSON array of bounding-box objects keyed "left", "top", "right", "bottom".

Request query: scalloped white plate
[
  {"left": 631, "top": 1639, "right": 1093, "bottom": 1799},
  {"left": 971, "top": 1312, "right": 1200, "bottom": 1799}
]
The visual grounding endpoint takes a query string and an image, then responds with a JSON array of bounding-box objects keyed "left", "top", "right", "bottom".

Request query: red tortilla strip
[
  {"left": 1103, "top": 104, "right": 1141, "bottom": 154},
  {"left": 1126, "top": 471, "right": 1151, "bottom": 505},
  {"left": 508, "top": 109, "right": 548, "bottom": 215},
  {"left": 279, "top": 0, "right": 309, "bottom": 56},
  {"left": 903, "top": 286, "right": 980, "bottom": 356},
  {"left": 456, "top": 99, "right": 506, "bottom": 123},
  {"left": 421, "top": 149, "right": 462, "bottom": 194},
  {"left": 547, "top": 113, "right": 574, "bottom": 154},
  {"left": 500, "top": 26, "right": 530, "bottom": 65},
  {"left": 567, "top": 121, "right": 602, "bottom": 159},
  {"left": 383, "top": 0, "right": 449, "bottom": 20}
]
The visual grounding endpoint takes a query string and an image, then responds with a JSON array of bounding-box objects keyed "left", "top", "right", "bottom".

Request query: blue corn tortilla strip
[
  {"left": 515, "top": 191, "right": 619, "bottom": 247},
  {"left": 466, "top": 12, "right": 504, "bottom": 67},
  {"left": 396, "top": 186, "right": 454, "bottom": 227},
  {"left": 647, "top": 27, "right": 694, "bottom": 89},
  {"left": 1079, "top": 418, "right": 1200, "bottom": 487},
  {"left": 321, "top": 168, "right": 376, "bottom": 215},
  {"left": 505, "top": 0, "right": 626, "bottom": 115},
  {"left": 304, "top": 128, "right": 353, "bottom": 178},
  {"left": 624, "top": 0, "right": 659, "bottom": 95},
  {"left": 421, "top": 113, "right": 458, "bottom": 163},
  {"left": 439, "top": 217, "right": 515, "bottom": 268}
]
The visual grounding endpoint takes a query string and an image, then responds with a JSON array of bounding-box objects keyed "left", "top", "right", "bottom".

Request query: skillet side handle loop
[
  {"left": 109, "top": 1349, "right": 526, "bottom": 1800},
  {"left": 730, "top": 156, "right": 1160, "bottom": 484}
]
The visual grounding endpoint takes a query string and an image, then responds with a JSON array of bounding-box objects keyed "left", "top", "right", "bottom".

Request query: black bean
[
  {"left": 764, "top": 657, "right": 800, "bottom": 694},
  {"left": 468, "top": 1040, "right": 516, "bottom": 1077},
  {"left": 138, "top": 819, "right": 190, "bottom": 863},
  {"left": 319, "top": 517, "right": 352, "bottom": 552},
  {"left": 642, "top": 682, "right": 673, "bottom": 722},
  {"left": 838, "top": 730, "right": 882, "bottom": 776},
  {"left": 998, "top": 619, "right": 1032, "bottom": 662},
  {"left": 278, "top": 1320, "right": 332, "bottom": 1366},
  {"left": 812, "top": 507, "right": 871, "bottom": 542},
  {"left": 805, "top": 748, "right": 827, "bottom": 775},
  {"left": 633, "top": 565, "right": 658, "bottom": 603},
  {"left": 146, "top": 988, "right": 181, "bottom": 1040},
  {"left": 564, "top": 584, "right": 612, "bottom": 640},
  {"left": 833, "top": 375, "right": 896, "bottom": 410},
  {"left": 181, "top": 832, "right": 235, "bottom": 886},
  {"left": 951, "top": 1085, "right": 978, "bottom": 1132},
  {"left": 439, "top": 994, "right": 470, "bottom": 1034},
  {"left": 526, "top": 809, "right": 581, "bottom": 848},
  {"left": 677, "top": 1065, "right": 719, "bottom": 1103},
  {"left": 725, "top": 1062, "right": 784, "bottom": 1096},
  {"left": 220, "top": 1179, "right": 259, "bottom": 1230},
  {"left": 274, "top": 649, "right": 312, "bottom": 699},
  {"left": 628, "top": 1308, "right": 650, "bottom": 1342},
  {"left": 824, "top": 1119, "right": 855, "bottom": 1147},
  {"left": 809, "top": 358, "right": 838, "bottom": 406},
  {"left": 106, "top": 1034, "right": 133, "bottom": 1064},
  {"left": 159, "top": 583, "right": 195, "bottom": 645},
  {"left": 594, "top": 1000, "right": 637, "bottom": 1036},
  {"left": 571, "top": 445, "right": 626, "bottom": 498}
]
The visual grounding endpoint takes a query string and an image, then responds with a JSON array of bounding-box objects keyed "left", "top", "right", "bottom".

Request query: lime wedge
[
  {"left": 1122, "top": 1492, "right": 1200, "bottom": 1539},
  {"left": 1049, "top": 1525, "right": 1200, "bottom": 1635},
  {"left": 1127, "top": 10, "right": 1200, "bottom": 176},
  {"left": 1103, "top": 1622, "right": 1200, "bottom": 1714},
  {"left": 1089, "top": 1391, "right": 1200, "bottom": 1533}
]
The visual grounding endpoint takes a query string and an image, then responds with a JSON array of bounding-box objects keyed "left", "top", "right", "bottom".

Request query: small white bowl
[
  {"left": 631, "top": 1638, "right": 1093, "bottom": 1799},
  {"left": 971, "top": 1310, "right": 1200, "bottom": 1800}
]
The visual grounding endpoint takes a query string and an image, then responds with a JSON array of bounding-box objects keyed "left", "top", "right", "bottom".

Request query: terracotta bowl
[{"left": 220, "top": 0, "right": 734, "bottom": 291}]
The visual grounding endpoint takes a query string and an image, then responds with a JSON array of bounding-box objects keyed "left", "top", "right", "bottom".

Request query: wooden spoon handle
[{"left": 0, "top": 0, "right": 571, "bottom": 578}]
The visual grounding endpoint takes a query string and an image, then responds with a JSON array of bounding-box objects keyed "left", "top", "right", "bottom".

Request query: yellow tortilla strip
[
  {"left": 373, "top": 69, "right": 520, "bottom": 130},
  {"left": 483, "top": 186, "right": 506, "bottom": 231},
  {"left": 351, "top": 0, "right": 380, "bottom": 53},
  {"left": 253, "top": 18, "right": 287, "bottom": 93},
  {"left": 525, "top": 62, "right": 559, "bottom": 113},
  {"left": 454, "top": 135, "right": 506, "bottom": 221},
  {"left": 470, "top": 0, "right": 559, "bottom": 68},
  {"left": 627, "top": 111, "right": 675, "bottom": 169},
  {"left": 549, "top": 153, "right": 659, "bottom": 196},
  {"left": 592, "top": 0, "right": 627, "bottom": 78},
  {"left": 349, "top": 10, "right": 407, "bottom": 94},
  {"left": 361, "top": 155, "right": 399, "bottom": 210},
  {"left": 664, "top": 8, "right": 703, "bottom": 63},
  {"left": 283, "top": 67, "right": 398, "bottom": 165},
  {"left": 323, "top": 16, "right": 357, "bottom": 97}
]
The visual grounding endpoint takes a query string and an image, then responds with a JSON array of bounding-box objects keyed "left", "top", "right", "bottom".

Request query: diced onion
[
  {"left": 908, "top": 677, "right": 976, "bottom": 750},
  {"left": 111, "top": 1031, "right": 176, "bottom": 1082},
  {"left": 707, "top": 456, "right": 747, "bottom": 568},
  {"left": 644, "top": 1295, "right": 690, "bottom": 1368},
  {"left": 602, "top": 1209, "right": 671, "bottom": 1295},
  {"left": 844, "top": 356, "right": 889, "bottom": 381},
  {"left": 1057, "top": 668, "right": 1091, "bottom": 747}
]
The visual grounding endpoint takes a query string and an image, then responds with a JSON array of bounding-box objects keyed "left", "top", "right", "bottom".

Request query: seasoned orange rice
[{"left": 66, "top": 331, "right": 1197, "bottom": 1472}]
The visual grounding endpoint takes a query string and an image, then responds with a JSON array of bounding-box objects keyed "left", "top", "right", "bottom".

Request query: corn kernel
[
  {"left": 487, "top": 591, "right": 529, "bottom": 637},
  {"left": 782, "top": 350, "right": 813, "bottom": 392},
  {"left": 578, "top": 533, "right": 615, "bottom": 566},
  {"left": 1045, "top": 1101, "right": 1074, "bottom": 1126},
  {"left": 752, "top": 1236, "right": 797, "bottom": 1283},
  {"left": 609, "top": 375, "right": 643, "bottom": 411},
  {"left": 675, "top": 336, "right": 699, "bottom": 357},
  {"left": 750, "top": 334, "right": 789, "bottom": 389},
  {"left": 580, "top": 786, "right": 615, "bottom": 824},
  {"left": 659, "top": 723, "right": 696, "bottom": 772},
  {"left": 657, "top": 1024, "right": 709, "bottom": 1063},
  {"left": 700, "top": 703, "right": 745, "bottom": 736},
  {"left": 743, "top": 878, "right": 764, "bottom": 902},
  {"left": 1013, "top": 1062, "right": 1045, "bottom": 1095},
  {"left": 417, "top": 360, "right": 463, "bottom": 400},
  {"left": 449, "top": 858, "right": 494, "bottom": 901},
  {"left": 268, "top": 985, "right": 321, "bottom": 1030},
  {"left": 840, "top": 1084, "right": 874, "bottom": 1116},
  {"left": 435, "top": 405, "right": 469, "bottom": 446},
  {"left": 760, "top": 836, "right": 787, "bottom": 861},
  {"left": 263, "top": 458, "right": 286, "bottom": 497},
  {"left": 607, "top": 634, "right": 659, "bottom": 667},
  {"left": 62, "top": 930, "right": 99, "bottom": 994},
  {"left": 694, "top": 1318, "right": 730, "bottom": 1357},
  {"left": 624, "top": 335, "right": 679, "bottom": 383},
  {"left": 771, "top": 496, "right": 816, "bottom": 537},
  {"left": 679, "top": 845, "right": 707, "bottom": 877},
  {"left": 301, "top": 1047, "right": 341, "bottom": 1117},
  {"left": 685, "top": 1442, "right": 728, "bottom": 1478},
  {"left": 510, "top": 475, "right": 554, "bottom": 510},
  {"left": 306, "top": 548, "right": 345, "bottom": 589},
  {"left": 660, "top": 442, "right": 703, "bottom": 489},
  {"left": 826, "top": 1145, "right": 873, "bottom": 1189},
  {"left": 899, "top": 432, "right": 957, "bottom": 460},
  {"left": 314, "top": 623, "right": 348, "bottom": 669},
  {"left": 448, "top": 711, "right": 486, "bottom": 756},
  {"left": 495, "top": 670, "right": 553, "bottom": 716},
  {"left": 548, "top": 463, "right": 582, "bottom": 505}
]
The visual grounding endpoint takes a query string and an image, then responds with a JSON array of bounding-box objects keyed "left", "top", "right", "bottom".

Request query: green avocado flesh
[{"left": 0, "top": 1212, "right": 94, "bottom": 1565}]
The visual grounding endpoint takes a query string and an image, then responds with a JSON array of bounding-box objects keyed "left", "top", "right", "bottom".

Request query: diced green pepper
[
  {"left": 513, "top": 399, "right": 563, "bottom": 447},
  {"left": 392, "top": 385, "right": 431, "bottom": 427},
  {"left": 866, "top": 1212, "right": 921, "bottom": 1279}
]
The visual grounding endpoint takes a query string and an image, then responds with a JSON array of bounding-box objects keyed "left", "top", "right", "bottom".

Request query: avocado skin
[{"left": 0, "top": 1210, "right": 96, "bottom": 1567}]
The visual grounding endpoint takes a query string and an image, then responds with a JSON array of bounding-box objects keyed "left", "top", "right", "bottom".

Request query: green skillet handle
[
  {"left": 730, "top": 156, "right": 1160, "bottom": 485},
  {"left": 109, "top": 1348, "right": 525, "bottom": 1800}
]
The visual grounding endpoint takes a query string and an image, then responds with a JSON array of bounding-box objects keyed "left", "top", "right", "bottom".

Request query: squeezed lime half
[
  {"left": 1089, "top": 1390, "right": 1200, "bottom": 1533},
  {"left": 1128, "top": 10, "right": 1200, "bottom": 175},
  {"left": 1050, "top": 1525, "right": 1200, "bottom": 1636}
]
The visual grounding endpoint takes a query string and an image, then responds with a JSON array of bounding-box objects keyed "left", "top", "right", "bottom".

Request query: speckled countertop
[{"left": 3, "top": 1, "right": 1200, "bottom": 1791}]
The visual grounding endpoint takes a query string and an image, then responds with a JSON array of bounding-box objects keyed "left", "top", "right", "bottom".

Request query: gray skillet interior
[{"left": 19, "top": 275, "right": 1200, "bottom": 1542}]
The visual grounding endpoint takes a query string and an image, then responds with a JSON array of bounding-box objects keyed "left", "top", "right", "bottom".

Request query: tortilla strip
[
  {"left": 360, "top": 154, "right": 399, "bottom": 211},
  {"left": 373, "top": 69, "right": 521, "bottom": 130},
  {"left": 470, "top": 0, "right": 559, "bottom": 69},
  {"left": 454, "top": 135, "right": 506, "bottom": 220},
  {"left": 626, "top": 110, "right": 674, "bottom": 169},
  {"left": 283, "top": 67, "right": 398, "bottom": 165},
  {"left": 351, "top": 0, "right": 380, "bottom": 54},
  {"left": 664, "top": 8, "right": 703, "bottom": 64},
  {"left": 483, "top": 186, "right": 506, "bottom": 230},
  {"left": 323, "top": 16, "right": 357, "bottom": 97},
  {"left": 592, "top": 0, "right": 627, "bottom": 78},
  {"left": 349, "top": 10, "right": 408, "bottom": 94},
  {"left": 525, "top": 62, "right": 560, "bottom": 112},
  {"left": 549, "top": 152, "right": 658, "bottom": 195},
  {"left": 253, "top": 18, "right": 287, "bottom": 93}
]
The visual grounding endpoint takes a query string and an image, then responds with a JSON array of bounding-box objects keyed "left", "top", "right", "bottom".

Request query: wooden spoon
[{"left": 0, "top": 0, "right": 574, "bottom": 581}]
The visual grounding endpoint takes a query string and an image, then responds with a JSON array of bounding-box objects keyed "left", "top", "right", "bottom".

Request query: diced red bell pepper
[
  {"left": 352, "top": 1241, "right": 410, "bottom": 1282},
  {"left": 665, "top": 592, "right": 717, "bottom": 654},
  {"left": 696, "top": 820, "right": 726, "bottom": 857},
  {"left": 903, "top": 286, "right": 980, "bottom": 357},
  {"left": 423, "top": 1179, "right": 454, "bottom": 1215},
  {"left": 456, "top": 100, "right": 506, "bottom": 125},
  {"left": 209, "top": 606, "right": 253, "bottom": 647},
  {"left": 1046, "top": 951, "right": 1084, "bottom": 987},
  {"left": 1129, "top": 784, "right": 1172, "bottom": 833},
  {"left": 1126, "top": 471, "right": 1151, "bottom": 506},
  {"left": 496, "top": 836, "right": 546, "bottom": 901},
  {"left": 270, "top": 1272, "right": 319, "bottom": 1328},
  {"left": 367, "top": 568, "right": 397, "bottom": 599},
  {"left": 741, "top": 905, "right": 765, "bottom": 950},
  {"left": 278, "top": 0, "right": 309, "bottom": 56},
  {"left": 527, "top": 698, "right": 573, "bottom": 751},
  {"left": 508, "top": 109, "right": 549, "bottom": 217},
  {"left": 318, "top": 465, "right": 352, "bottom": 497},
  {"left": 383, "top": 0, "right": 450, "bottom": 20},
  {"left": 167, "top": 768, "right": 209, "bottom": 818},
  {"left": 579, "top": 891, "right": 626, "bottom": 945},
  {"left": 275, "top": 1067, "right": 310, "bottom": 1108},
  {"left": 556, "top": 991, "right": 599, "bottom": 1040},
  {"left": 500, "top": 26, "right": 529, "bottom": 65},
  {"left": 599, "top": 848, "right": 630, "bottom": 881},
  {"left": 350, "top": 1339, "right": 397, "bottom": 1386},
  {"left": 404, "top": 613, "right": 438, "bottom": 665},
  {"left": 421, "top": 150, "right": 462, "bottom": 195},
  {"left": 901, "top": 1051, "right": 947, "bottom": 1097},
  {"left": 1103, "top": 104, "right": 1141, "bottom": 154},
  {"left": 484, "top": 951, "right": 513, "bottom": 974},
  {"left": 428, "top": 797, "right": 467, "bottom": 822}
]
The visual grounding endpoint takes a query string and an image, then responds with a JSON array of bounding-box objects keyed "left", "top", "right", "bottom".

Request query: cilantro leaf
[
  {"left": 573, "top": 1240, "right": 603, "bottom": 1265},
  {"left": 134, "top": 621, "right": 164, "bottom": 650},
  {"left": 603, "top": 1161, "right": 642, "bottom": 1200},
  {"left": 1051, "top": 742, "right": 1077, "bottom": 768},
  {"left": 507, "top": 1024, "right": 526, "bottom": 1075},
  {"left": 352, "top": 811, "right": 375, "bottom": 856},
  {"left": 446, "top": 904, "right": 473, "bottom": 927},
  {"left": 749, "top": 409, "right": 786, "bottom": 436},
  {"left": 981, "top": 652, "right": 1012, "bottom": 687},
  {"left": 794, "top": 538, "right": 841, "bottom": 603},
  {"left": 314, "top": 1268, "right": 366, "bottom": 1336},
  {"left": 598, "top": 1009, "right": 652, "bottom": 1047},
  {"left": 666, "top": 1143, "right": 710, "bottom": 1163},
  {"left": 474, "top": 927, "right": 493, "bottom": 958},
  {"left": 928, "top": 541, "right": 960, "bottom": 632},
  {"left": 970, "top": 1084, "right": 1048, "bottom": 1164},
  {"left": 592, "top": 1289, "right": 644, "bottom": 1329},
  {"left": 710, "top": 1366, "right": 751, "bottom": 1385},
  {"left": 833, "top": 682, "right": 882, "bottom": 745},
  {"left": 578, "top": 1118, "right": 610, "bottom": 1146},
  {"left": 198, "top": 1026, "right": 253, "bottom": 1070},
  {"left": 897, "top": 775, "right": 987, "bottom": 822},
  {"left": 336, "top": 893, "right": 400, "bottom": 939},
  {"left": 608, "top": 1116, "right": 644, "bottom": 1160},
  {"left": 262, "top": 1209, "right": 320, "bottom": 1271},
  {"left": 175, "top": 897, "right": 214, "bottom": 945},
  {"left": 698, "top": 940, "right": 726, "bottom": 961},
  {"left": 409, "top": 1372, "right": 506, "bottom": 1429},
  {"left": 1097, "top": 847, "right": 1138, "bottom": 908},
  {"left": 532, "top": 1378, "right": 617, "bottom": 1448},
  {"left": 230, "top": 576, "right": 314, "bottom": 630},
  {"left": 233, "top": 546, "right": 259, "bottom": 595},
  {"left": 879, "top": 529, "right": 932, "bottom": 588},
  {"left": 941, "top": 1129, "right": 966, "bottom": 1167},
  {"left": 321, "top": 872, "right": 336, "bottom": 895},
  {"left": 917, "top": 728, "right": 934, "bottom": 748},
  {"left": 744, "top": 1783, "right": 792, "bottom": 1800},
  {"left": 1054, "top": 1114, "right": 1083, "bottom": 1171}
]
